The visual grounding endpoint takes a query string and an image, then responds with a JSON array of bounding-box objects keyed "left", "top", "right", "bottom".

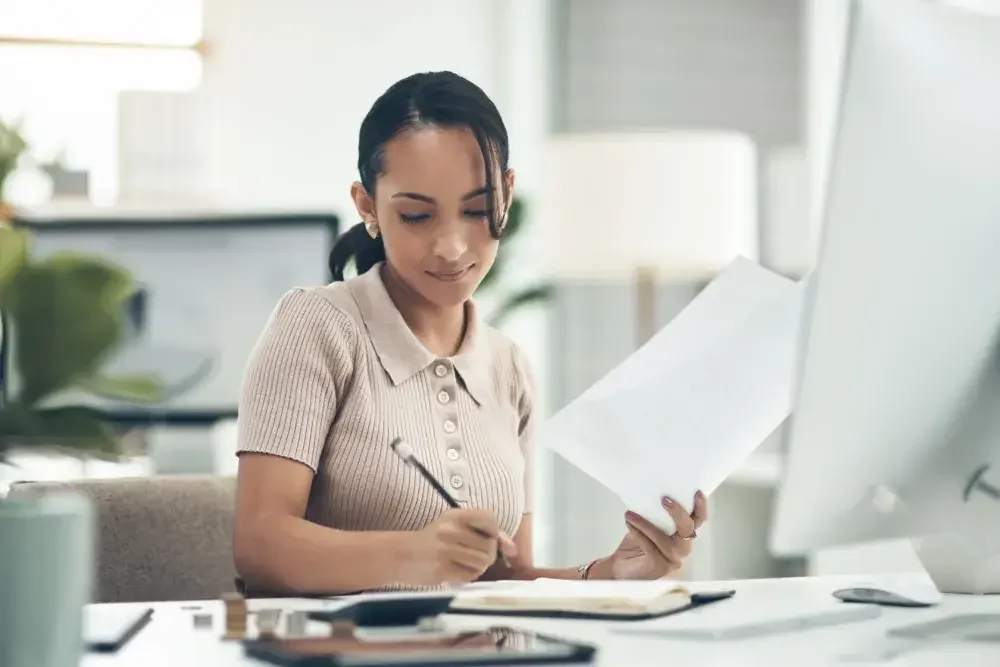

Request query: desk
[{"left": 82, "top": 575, "right": 1000, "bottom": 666}]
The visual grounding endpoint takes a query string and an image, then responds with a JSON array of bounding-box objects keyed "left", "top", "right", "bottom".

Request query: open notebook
[{"left": 448, "top": 580, "right": 735, "bottom": 621}]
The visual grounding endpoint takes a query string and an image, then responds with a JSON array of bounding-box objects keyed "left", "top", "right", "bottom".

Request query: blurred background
[{"left": 2, "top": 0, "right": 996, "bottom": 583}]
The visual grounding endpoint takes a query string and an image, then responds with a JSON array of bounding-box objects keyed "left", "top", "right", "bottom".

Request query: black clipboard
[{"left": 447, "top": 589, "right": 736, "bottom": 622}]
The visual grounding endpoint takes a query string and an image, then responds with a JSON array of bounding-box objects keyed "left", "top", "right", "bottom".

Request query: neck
[{"left": 380, "top": 264, "right": 467, "bottom": 357}]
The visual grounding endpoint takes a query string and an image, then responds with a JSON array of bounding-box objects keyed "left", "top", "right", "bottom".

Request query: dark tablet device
[
  {"left": 84, "top": 606, "right": 154, "bottom": 653},
  {"left": 307, "top": 595, "right": 455, "bottom": 628},
  {"left": 243, "top": 627, "right": 596, "bottom": 667}
]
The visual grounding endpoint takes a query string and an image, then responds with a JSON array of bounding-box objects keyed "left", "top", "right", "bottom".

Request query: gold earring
[{"left": 365, "top": 220, "right": 379, "bottom": 239}]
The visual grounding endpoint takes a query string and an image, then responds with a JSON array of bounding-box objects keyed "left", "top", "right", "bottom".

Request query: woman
[{"left": 233, "top": 71, "right": 708, "bottom": 594}]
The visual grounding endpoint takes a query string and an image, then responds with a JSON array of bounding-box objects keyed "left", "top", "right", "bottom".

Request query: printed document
[{"left": 542, "top": 257, "right": 808, "bottom": 533}]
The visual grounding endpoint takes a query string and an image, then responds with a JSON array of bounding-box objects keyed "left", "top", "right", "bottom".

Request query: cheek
[{"left": 383, "top": 225, "right": 428, "bottom": 268}]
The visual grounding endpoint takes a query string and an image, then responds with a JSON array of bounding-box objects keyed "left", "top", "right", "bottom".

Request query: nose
[{"left": 433, "top": 226, "right": 468, "bottom": 264}]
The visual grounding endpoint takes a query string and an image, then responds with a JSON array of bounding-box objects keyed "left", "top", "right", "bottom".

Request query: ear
[{"left": 351, "top": 181, "right": 376, "bottom": 223}]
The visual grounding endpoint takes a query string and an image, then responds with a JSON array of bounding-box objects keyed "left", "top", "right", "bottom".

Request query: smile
[{"left": 427, "top": 266, "right": 473, "bottom": 282}]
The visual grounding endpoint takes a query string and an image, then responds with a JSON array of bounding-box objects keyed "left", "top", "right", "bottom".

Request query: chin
[{"left": 420, "top": 271, "right": 480, "bottom": 308}]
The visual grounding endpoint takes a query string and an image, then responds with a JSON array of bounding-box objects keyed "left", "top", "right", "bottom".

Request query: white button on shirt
[
  {"left": 434, "top": 364, "right": 448, "bottom": 378},
  {"left": 437, "top": 390, "right": 450, "bottom": 404},
  {"left": 450, "top": 475, "right": 464, "bottom": 489},
  {"left": 443, "top": 420, "right": 457, "bottom": 434},
  {"left": 446, "top": 448, "right": 460, "bottom": 461}
]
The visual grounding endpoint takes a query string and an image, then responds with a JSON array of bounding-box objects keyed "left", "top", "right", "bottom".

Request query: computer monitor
[
  {"left": 2, "top": 210, "right": 338, "bottom": 420},
  {"left": 771, "top": 0, "right": 1000, "bottom": 594}
]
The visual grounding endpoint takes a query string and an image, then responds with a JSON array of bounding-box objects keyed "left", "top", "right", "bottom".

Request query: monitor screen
[{"left": 2, "top": 213, "right": 338, "bottom": 415}]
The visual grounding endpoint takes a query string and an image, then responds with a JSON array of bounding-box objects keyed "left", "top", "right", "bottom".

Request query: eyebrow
[{"left": 391, "top": 186, "right": 491, "bottom": 204}]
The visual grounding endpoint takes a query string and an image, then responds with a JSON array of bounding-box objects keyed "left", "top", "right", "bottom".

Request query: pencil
[{"left": 390, "top": 437, "right": 512, "bottom": 568}]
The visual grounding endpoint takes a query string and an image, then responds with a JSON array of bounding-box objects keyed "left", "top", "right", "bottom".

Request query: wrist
[
  {"left": 385, "top": 531, "right": 421, "bottom": 585},
  {"left": 585, "top": 556, "right": 615, "bottom": 581}
]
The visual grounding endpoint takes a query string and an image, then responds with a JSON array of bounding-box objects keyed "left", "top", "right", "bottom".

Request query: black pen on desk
[{"left": 390, "top": 437, "right": 512, "bottom": 568}]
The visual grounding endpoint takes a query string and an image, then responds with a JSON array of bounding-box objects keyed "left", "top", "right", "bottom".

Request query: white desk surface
[{"left": 82, "top": 574, "right": 1000, "bottom": 666}]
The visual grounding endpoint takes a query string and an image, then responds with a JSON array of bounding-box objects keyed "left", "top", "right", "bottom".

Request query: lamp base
[{"left": 634, "top": 266, "right": 659, "bottom": 347}]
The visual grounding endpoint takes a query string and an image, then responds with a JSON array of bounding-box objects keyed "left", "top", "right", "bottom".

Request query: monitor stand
[{"left": 913, "top": 533, "right": 1000, "bottom": 595}]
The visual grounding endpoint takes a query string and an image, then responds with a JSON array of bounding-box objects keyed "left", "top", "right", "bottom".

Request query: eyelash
[{"left": 398, "top": 210, "right": 492, "bottom": 224}]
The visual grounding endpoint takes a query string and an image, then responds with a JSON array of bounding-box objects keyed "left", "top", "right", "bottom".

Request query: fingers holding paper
[
  {"left": 605, "top": 491, "right": 709, "bottom": 580},
  {"left": 691, "top": 490, "right": 710, "bottom": 529}
]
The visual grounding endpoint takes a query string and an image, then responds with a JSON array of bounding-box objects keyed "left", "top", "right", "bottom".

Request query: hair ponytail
[{"left": 328, "top": 222, "right": 387, "bottom": 282}]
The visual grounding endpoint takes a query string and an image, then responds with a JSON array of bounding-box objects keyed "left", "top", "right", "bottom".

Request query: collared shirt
[{"left": 236, "top": 263, "right": 536, "bottom": 552}]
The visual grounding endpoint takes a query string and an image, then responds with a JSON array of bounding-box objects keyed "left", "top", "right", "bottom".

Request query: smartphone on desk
[{"left": 243, "top": 627, "right": 596, "bottom": 666}]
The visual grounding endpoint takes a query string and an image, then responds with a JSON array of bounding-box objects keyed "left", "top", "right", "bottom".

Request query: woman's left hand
[{"left": 604, "top": 491, "right": 709, "bottom": 580}]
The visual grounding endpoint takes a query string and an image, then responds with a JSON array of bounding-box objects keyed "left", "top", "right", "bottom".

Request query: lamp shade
[{"left": 538, "top": 131, "right": 759, "bottom": 281}]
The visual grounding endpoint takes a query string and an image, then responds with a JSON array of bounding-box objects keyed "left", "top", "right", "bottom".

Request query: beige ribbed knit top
[{"left": 236, "top": 263, "right": 535, "bottom": 544}]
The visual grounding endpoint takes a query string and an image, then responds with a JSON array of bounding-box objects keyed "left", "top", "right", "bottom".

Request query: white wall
[{"left": 198, "top": 0, "right": 502, "bottom": 216}]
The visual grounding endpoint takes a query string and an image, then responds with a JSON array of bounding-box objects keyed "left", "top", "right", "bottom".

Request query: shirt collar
[{"left": 348, "top": 263, "right": 492, "bottom": 405}]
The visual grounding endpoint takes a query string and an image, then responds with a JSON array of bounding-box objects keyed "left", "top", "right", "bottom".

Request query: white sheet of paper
[
  {"left": 542, "top": 257, "right": 807, "bottom": 534},
  {"left": 575, "top": 257, "right": 795, "bottom": 401}
]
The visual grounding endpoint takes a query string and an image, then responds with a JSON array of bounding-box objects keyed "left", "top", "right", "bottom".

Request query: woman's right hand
[{"left": 398, "top": 509, "right": 518, "bottom": 586}]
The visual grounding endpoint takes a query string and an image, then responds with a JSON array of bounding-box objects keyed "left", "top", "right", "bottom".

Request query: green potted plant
[
  {"left": 0, "top": 223, "right": 162, "bottom": 667},
  {"left": 479, "top": 197, "right": 553, "bottom": 326}
]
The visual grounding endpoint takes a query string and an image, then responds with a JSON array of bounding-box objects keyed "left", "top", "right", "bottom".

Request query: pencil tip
[{"left": 390, "top": 437, "right": 414, "bottom": 462}]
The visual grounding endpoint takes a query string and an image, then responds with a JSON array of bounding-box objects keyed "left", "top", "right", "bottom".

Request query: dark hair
[{"left": 328, "top": 71, "right": 511, "bottom": 281}]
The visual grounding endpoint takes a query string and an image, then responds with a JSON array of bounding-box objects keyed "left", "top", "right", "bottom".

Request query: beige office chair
[{"left": 7, "top": 475, "right": 238, "bottom": 603}]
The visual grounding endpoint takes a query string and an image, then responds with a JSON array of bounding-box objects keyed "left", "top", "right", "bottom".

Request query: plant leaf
[
  {"left": 76, "top": 373, "right": 165, "bottom": 404},
  {"left": 487, "top": 284, "right": 554, "bottom": 327},
  {"left": 40, "top": 252, "right": 134, "bottom": 306},
  {"left": 7, "top": 258, "right": 133, "bottom": 404},
  {"left": 0, "top": 405, "right": 120, "bottom": 458},
  {"left": 0, "top": 224, "right": 28, "bottom": 294}
]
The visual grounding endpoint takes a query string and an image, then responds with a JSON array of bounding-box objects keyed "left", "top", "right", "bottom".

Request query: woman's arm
[
  {"left": 233, "top": 452, "right": 413, "bottom": 594},
  {"left": 233, "top": 289, "right": 418, "bottom": 594}
]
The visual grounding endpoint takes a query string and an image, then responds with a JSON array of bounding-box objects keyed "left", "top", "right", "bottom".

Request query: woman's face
[{"left": 352, "top": 125, "right": 514, "bottom": 309}]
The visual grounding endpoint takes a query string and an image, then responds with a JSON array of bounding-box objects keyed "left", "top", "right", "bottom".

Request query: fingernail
[
  {"left": 662, "top": 497, "right": 674, "bottom": 507},
  {"left": 625, "top": 511, "right": 637, "bottom": 521}
]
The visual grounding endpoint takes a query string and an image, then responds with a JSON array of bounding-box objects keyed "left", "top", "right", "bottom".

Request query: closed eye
[
  {"left": 399, "top": 213, "right": 431, "bottom": 223},
  {"left": 465, "top": 209, "right": 492, "bottom": 219}
]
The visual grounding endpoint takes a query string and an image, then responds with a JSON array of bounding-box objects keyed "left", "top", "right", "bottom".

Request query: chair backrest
[{"left": 7, "top": 475, "right": 237, "bottom": 603}]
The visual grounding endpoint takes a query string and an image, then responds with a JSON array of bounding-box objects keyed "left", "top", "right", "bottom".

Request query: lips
[{"left": 427, "top": 266, "right": 472, "bottom": 282}]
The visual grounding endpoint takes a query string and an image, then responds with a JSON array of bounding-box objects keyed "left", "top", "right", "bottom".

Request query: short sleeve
[
  {"left": 236, "top": 289, "right": 356, "bottom": 472},
  {"left": 511, "top": 343, "right": 538, "bottom": 513}
]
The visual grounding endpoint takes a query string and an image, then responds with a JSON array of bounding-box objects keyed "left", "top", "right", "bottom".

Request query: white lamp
[
  {"left": 539, "top": 131, "right": 759, "bottom": 344},
  {"left": 540, "top": 131, "right": 759, "bottom": 278}
]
